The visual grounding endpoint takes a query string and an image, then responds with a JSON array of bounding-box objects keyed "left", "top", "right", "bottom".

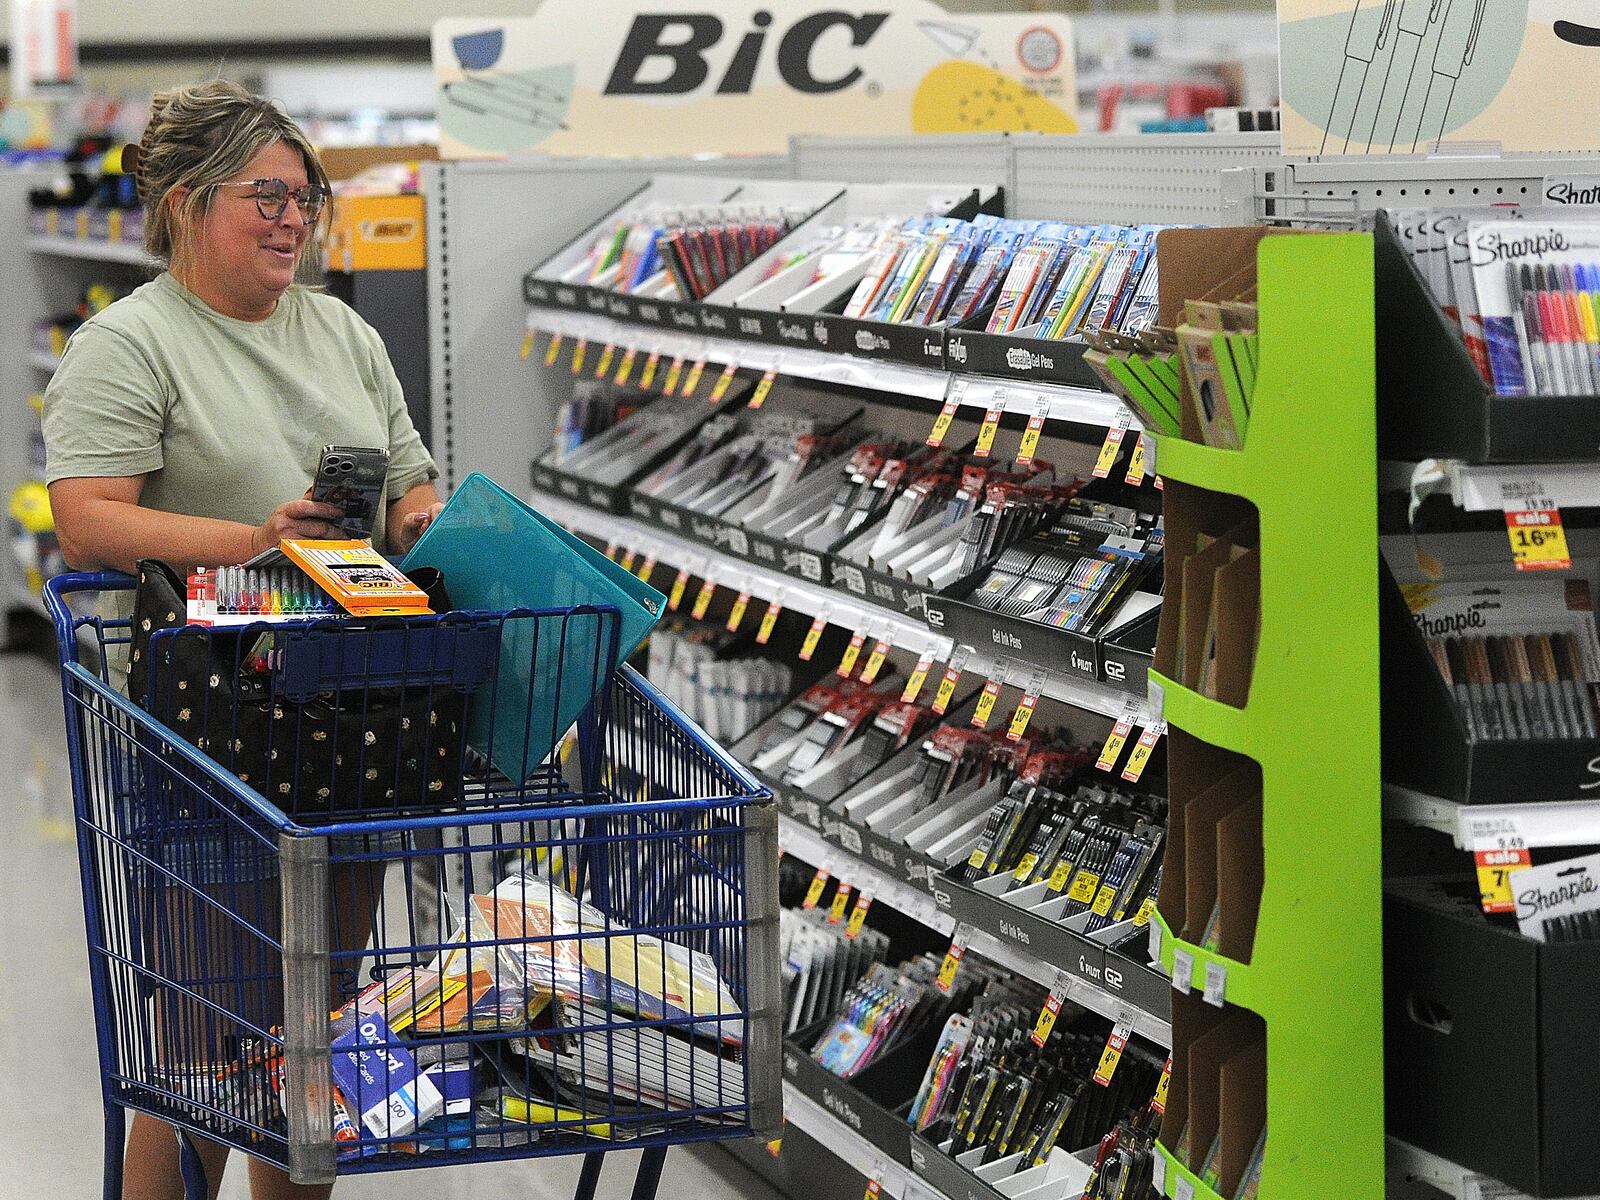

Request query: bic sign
[
  {"left": 606, "top": 11, "right": 891, "bottom": 95},
  {"left": 434, "top": 0, "right": 1077, "bottom": 157}
]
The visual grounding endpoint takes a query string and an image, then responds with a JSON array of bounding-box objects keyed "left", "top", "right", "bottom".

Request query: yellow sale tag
[
  {"left": 543, "top": 332, "right": 564, "bottom": 367},
  {"left": 639, "top": 350, "right": 661, "bottom": 390},
  {"left": 901, "top": 652, "right": 935, "bottom": 703},
  {"left": 802, "top": 868, "right": 829, "bottom": 910},
  {"left": 1093, "top": 1023, "right": 1131, "bottom": 1087},
  {"left": 973, "top": 404, "right": 1005, "bottom": 458},
  {"left": 1152, "top": 1056, "right": 1173, "bottom": 1115},
  {"left": 662, "top": 357, "right": 685, "bottom": 396},
  {"left": 1092, "top": 425, "right": 1125, "bottom": 478},
  {"left": 828, "top": 883, "right": 852, "bottom": 924},
  {"left": 570, "top": 338, "right": 589, "bottom": 376},
  {"left": 749, "top": 369, "right": 778, "bottom": 408},
  {"left": 845, "top": 893, "right": 871, "bottom": 938},
  {"left": 971, "top": 679, "right": 1002, "bottom": 728},
  {"left": 1047, "top": 859, "right": 1075, "bottom": 893},
  {"left": 1133, "top": 895, "right": 1157, "bottom": 928},
  {"left": 519, "top": 332, "right": 535, "bottom": 360},
  {"left": 594, "top": 342, "right": 616, "bottom": 379},
  {"left": 1007, "top": 694, "right": 1038, "bottom": 741},
  {"left": 1097, "top": 715, "right": 1134, "bottom": 772},
  {"left": 1016, "top": 416, "right": 1045, "bottom": 466},
  {"left": 756, "top": 599, "right": 783, "bottom": 645},
  {"left": 602, "top": 542, "right": 618, "bottom": 560},
  {"left": 709, "top": 362, "right": 738, "bottom": 402},
  {"left": 75, "top": 209, "right": 89, "bottom": 239},
  {"left": 1506, "top": 506, "right": 1572, "bottom": 571},
  {"left": 932, "top": 669, "right": 962, "bottom": 716},
  {"left": 1032, "top": 989, "right": 1065, "bottom": 1047},
  {"left": 860, "top": 639, "right": 891, "bottom": 685},
  {"left": 45, "top": 208, "right": 58, "bottom": 236},
  {"left": 967, "top": 848, "right": 988, "bottom": 873},
  {"left": 767, "top": 1138, "right": 783, "bottom": 1158},
  {"left": 838, "top": 632, "right": 866, "bottom": 678},
  {"left": 799, "top": 615, "right": 827, "bottom": 662},
  {"left": 1475, "top": 846, "right": 1532, "bottom": 914},
  {"left": 864, "top": 1180, "right": 881, "bottom": 1200},
  {"left": 668, "top": 569, "right": 690, "bottom": 612},
  {"left": 935, "top": 940, "right": 965, "bottom": 992},
  {"left": 108, "top": 210, "right": 122, "bottom": 242},
  {"left": 927, "top": 399, "right": 960, "bottom": 448},
  {"left": 726, "top": 590, "right": 751, "bottom": 632},
  {"left": 1121, "top": 723, "right": 1163, "bottom": 783},
  {"left": 692, "top": 579, "right": 717, "bottom": 621},
  {"left": 619, "top": 548, "right": 638, "bottom": 573},
  {"left": 1124, "top": 433, "right": 1149, "bottom": 484},
  {"left": 1067, "top": 871, "right": 1101, "bottom": 905},
  {"left": 682, "top": 359, "right": 708, "bottom": 398},
  {"left": 614, "top": 346, "right": 638, "bottom": 387},
  {"left": 636, "top": 554, "right": 657, "bottom": 581},
  {"left": 1091, "top": 882, "right": 1118, "bottom": 918},
  {"left": 1013, "top": 851, "right": 1040, "bottom": 883}
]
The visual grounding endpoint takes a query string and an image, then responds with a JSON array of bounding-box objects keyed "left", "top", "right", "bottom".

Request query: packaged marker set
[
  {"left": 566, "top": 204, "right": 801, "bottom": 299},
  {"left": 646, "top": 622, "right": 795, "bottom": 743},
  {"left": 549, "top": 379, "right": 648, "bottom": 462},
  {"left": 779, "top": 903, "right": 892, "bottom": 1034}
]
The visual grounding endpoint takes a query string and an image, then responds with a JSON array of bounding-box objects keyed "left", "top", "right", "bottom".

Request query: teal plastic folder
[{"left": 401, "top": 472, "right": 664, "bottom": 783}]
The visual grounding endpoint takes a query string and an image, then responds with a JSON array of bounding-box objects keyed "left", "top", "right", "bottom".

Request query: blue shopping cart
[{"left": 45, "top": 572, "right": 781, "bottom": 1200}]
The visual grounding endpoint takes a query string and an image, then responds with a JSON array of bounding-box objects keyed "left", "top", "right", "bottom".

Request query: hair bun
[{"left": 120, "top": 143, "right": 141, "bottom": 175}]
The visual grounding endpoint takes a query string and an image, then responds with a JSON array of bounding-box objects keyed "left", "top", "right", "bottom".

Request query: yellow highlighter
[{"left": 499, "top": 1095, "right": 615, "bottom": 1139}]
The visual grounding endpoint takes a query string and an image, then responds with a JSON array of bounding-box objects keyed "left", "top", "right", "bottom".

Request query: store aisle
[{"left": 0, "top": 643, "right": 781, "bottom": 1200}]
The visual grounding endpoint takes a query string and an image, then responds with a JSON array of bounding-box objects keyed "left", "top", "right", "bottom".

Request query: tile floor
[{"left": 0, "top": 642, "right": 782, "bottom": 1200}]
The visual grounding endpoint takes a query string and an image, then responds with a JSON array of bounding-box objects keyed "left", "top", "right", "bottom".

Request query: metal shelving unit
[{"left": 27, "top": 234, "right": 154, "bottom": 266}]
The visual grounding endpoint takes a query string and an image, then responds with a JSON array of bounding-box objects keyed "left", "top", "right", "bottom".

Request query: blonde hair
[{"left": 123, "top": 78, "right": 330, "bottom": 266}]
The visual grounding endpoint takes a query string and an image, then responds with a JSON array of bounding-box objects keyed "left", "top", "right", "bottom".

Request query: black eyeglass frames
[{"left": 219, "top": 177, "right": 328, "bottom": 223}]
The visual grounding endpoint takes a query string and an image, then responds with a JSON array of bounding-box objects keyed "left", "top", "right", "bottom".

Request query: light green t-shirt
[{"left": 43, "top": 271, "right": 437, "bottom": 553}]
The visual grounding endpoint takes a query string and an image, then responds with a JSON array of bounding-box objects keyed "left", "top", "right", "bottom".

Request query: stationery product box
[
  {"left": 782, "top": 1025, "right": 940, "bottom": 1167},
  {"left": 1385, "top": 876, "right": 1600, "bottom": 1197}
]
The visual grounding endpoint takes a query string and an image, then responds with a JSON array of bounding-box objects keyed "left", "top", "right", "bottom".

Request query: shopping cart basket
[{"left": 46, "top": 572, "right": 780, "bottom": 1200}]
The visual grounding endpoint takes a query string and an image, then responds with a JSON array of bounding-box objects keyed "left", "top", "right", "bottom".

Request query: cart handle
[{"left": 45, "top": 571, "right": 136, "bottom": 667}]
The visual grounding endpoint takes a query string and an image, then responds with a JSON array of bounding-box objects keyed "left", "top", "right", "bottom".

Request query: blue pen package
[{"left": 402, "top": 472, "right": 664, "bottom": 782}]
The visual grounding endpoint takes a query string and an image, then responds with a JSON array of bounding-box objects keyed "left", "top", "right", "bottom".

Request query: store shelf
[
  {"left": 1389, "top": 458, "right": 1600, "bottom": 513},
  {"left": 534, "top": 488, "right": 1153, "bottom": 723},
  {"left": 1148, "top": 911, "right": 1259, "bottom": 1015},
  {"left": 1148, "top": 435, "right": 1253, "bottom": 500},
  {"left": 30, "top": 350, "right": 59, "bottom": 372},
  {"left": 1383, "top": 783, "right": 1600, "bottom": 850},
  {"left": 526, "top": 306, "right": 1130, "bottom": 424},
  {"left": 779, "top": 812, "right": 1173, "bottom": 1047},
  {"left": 1384, "top": 1137, "right": 1598, "bottom": 1200},
  {"left": 1146, "top": 673, "right": 1251, "bottom": 755},
  {"left": 780, "top": 1084, "right": 939, "bottom": 1200},
  {"left": 1153, "top": 1141, "right": 1226, "bottom": 1200},
  {"left": 27, "top": 235, "right": 154, "bottom": 266}
]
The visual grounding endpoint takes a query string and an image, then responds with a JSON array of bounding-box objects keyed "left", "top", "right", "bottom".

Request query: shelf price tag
[
  {"left": 1007, "top": 668, "right": 1049, "bottom": 742},
  {"left": 1171, "top": 949, "right": 1195, "bottom": 995},
  {"left": 756, "top": 591, "right": 787, "bottom": 646},
  {"left": 1152, "top": 1153, "right": 1167, "bottom": 1196},
  {"left": 1148, "top": 910, "right": 1164, "bottom": 964},
  {"left": 662, "top": 355, "right": 686, "bottom": 396},
  {"left": 709, "top": 361, "right": 739, "bottom": 403},
  {"left": 519, "top": 331, "right": 535, "bottom": 360},
  {"left": 932, "top": 645, "right": 973, "bottom": 716},
  {"left": 1014, "top": 391, "right": 1050, "bottom": 467},
  {"left": 1505, "top": 502, "right": 1571, "bottom": 572},
  {"left": 902, "top": 646, "right": 938, "bottom": 703},
  {"left": 845, "top": 892, "right": 872, "bottom": 938},
  {"left": 636, "top": 553, "right": 657, "bottom": 581},
  {"left": 726, "top": 586, "right": 753, "bottom": 633},
  {"left": 971, "top": 658, "right": 1012, "bottom": 728},
  {"left": 639, "top": 348, "right": 662, "bottom": 390},
  {"left": 569, "top": 337, "right": 589, "bottom": 376},
  {"left": 749, "top": 363, "right": 780, "bottom": 409},
  {"left": 863, "top": 1180, "right": 880, "bottom": 1200},
  {"left": 613, "top": 345, "right": 639, "bottom": 387},
  {"left": 1092, "top": 410, "right": 1132, "bottom": 478},
  {"left": 542, "top": 332, "right": 564, "bottom": 367},
  {"left": 618, "top": 547, "right": 638, "bottom": 573},
  {"left": 1465, "top": 814, "right": 1531, "bottom": 914},
  {"left": 1175, "top": 1175, "right": 1196, "bottom": 1200},
  {"left": 1031, "top": 970, "right": 1072, "bottom": 1047},
  {"left": 798, "top": 606, "right": 833, "bottom": 662},
  {"left": 837, "top": 629, "right": 868, "bottom": 677},
  {"left": 1093, "top": 1016, "right": 1135, "bottom": 1086},
  {"left": 681, "top": 357, "right": 709, "bottom": 399},
  {"left": 1125, "top": 432, "right": 1150, "bottom": 485},
  {"left": 1202, "top": 960, "right": 1228, "bottom": 1008},
  {"left": 1152, "top": 1055, "right": 1173, "bottom": 1115},
  {"left": 802, "top": 866, "right": 830, "bottom": 910},
  {"left": 928, "top": 379, "right": 968, "bottom": 448},
  {"left": 827, "top": 882, "right": 853, "bottom": 924},
  {"left": 974, "top": 388, "right": 1008, "bottom": 458},
  {"left": 1097, "top": 703, "right": 1140, "bottom": 772},
  {"left": 691, "top": 574, "right": 719, "bottom": 621},
  {"left": 668, "top": 566, "right": 692, "bottom": 612},
  {"left": 1121, "top": 721, "right": 1167, "bottom": 783},
  {"left": 602, "top": 541, "right": 618, "bottom": 561},
  {"left": 594, "top": 341, "right": 616, "bottom": 379},
  {"left": 935, "top": 927, "right": 969, "bottom": 992},
  {"left": 860, "top": 635, "right": 892, "bottom": 685}
]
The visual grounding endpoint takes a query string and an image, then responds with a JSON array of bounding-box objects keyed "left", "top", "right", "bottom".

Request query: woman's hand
[
  {"left": 249, "top": 497, "right": 345, "bottom": 558},
  {"left": 395, "top": 501, "right": 446, "bottom": 554}
]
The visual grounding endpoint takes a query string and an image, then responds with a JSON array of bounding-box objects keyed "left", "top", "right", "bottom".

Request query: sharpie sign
[
  {"left": 1544, "top": 175, "right": 1600, "bottom": 206},
  {"left": 433, "top": 0, "right": 1076, "bottom": 158}
]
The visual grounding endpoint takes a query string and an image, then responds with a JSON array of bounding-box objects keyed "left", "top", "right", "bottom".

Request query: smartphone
[{"left": 312, "top": 445, "right": 389, "bottom": 539}]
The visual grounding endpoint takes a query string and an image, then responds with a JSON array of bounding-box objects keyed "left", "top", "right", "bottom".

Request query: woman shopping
[{"left": 43, "top": 78, "right": 442, "bottom": 1200}]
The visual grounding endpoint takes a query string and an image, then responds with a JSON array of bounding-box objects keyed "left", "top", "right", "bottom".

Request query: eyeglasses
[{"left": 218, "top": 177, "right": 328, "bottom": 223}]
